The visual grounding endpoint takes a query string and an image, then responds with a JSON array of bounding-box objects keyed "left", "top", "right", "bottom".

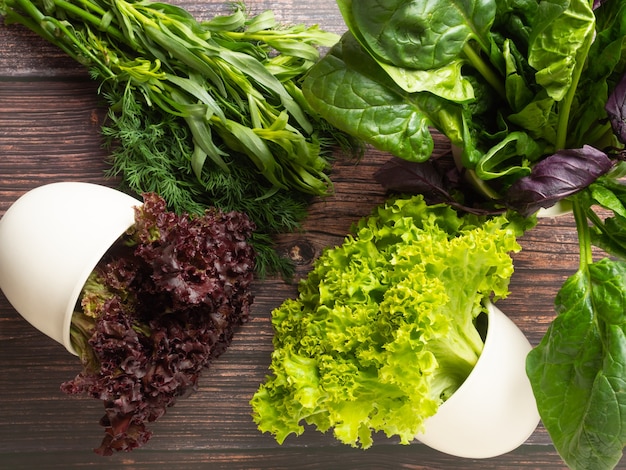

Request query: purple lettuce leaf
[{"left": 62, "top": 193, "right": 256, "bottom": 455}]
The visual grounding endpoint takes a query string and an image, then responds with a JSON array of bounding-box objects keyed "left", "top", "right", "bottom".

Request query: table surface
[{"left": 0, "top": 1, "right": 618, "bottom": 468}]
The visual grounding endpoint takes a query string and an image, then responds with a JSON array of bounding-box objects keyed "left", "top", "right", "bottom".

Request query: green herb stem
[
  {"left": 52, "top": 0, "right": 126, "bottom": 44},
  {"left": 462, "top": 42, "right": 506, "bottom": 100},
  {"left": 555, "top": 28, "right": 595, "bottom": 151},
  {"left": 10, "top": 0, "right": 43, "bottom": 22},
  {"left": 71, "top": 0, "right": 107, "bottom": 17},
  {"left": 54, "top": 0, "right": 104, "bottom": 29},
  {"left": 572, "top": 196, "right": 593, "bottom": 270}
]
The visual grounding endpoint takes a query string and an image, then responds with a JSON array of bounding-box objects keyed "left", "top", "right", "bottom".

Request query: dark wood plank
[
  {"left": 0, "top": 1, "right": 609, "bottom": 468},
  {"left": 1, "top": 445, "right": 571, "bottom": 470}
]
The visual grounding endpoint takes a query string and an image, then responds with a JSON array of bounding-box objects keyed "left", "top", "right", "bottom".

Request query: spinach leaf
[
  {"left": 377, "top": 60, "right": 475, "bottom": 103},
  {"left": 526, "top": 258, "right": 626, "bottom": 470},
  {"left": 337, "top": 0, "right": 497, "bottom": 102},
  {"left": 302, "top": 33, "right": 468, "bottom": 162},
  {"left": 342, "top": 0, "right": 496, "bottom": 70},
  {"left": 528, "top": 0, "right": 595, "bottom": 101}
]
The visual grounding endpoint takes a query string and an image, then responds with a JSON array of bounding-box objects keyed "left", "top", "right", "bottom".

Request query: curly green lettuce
[{"left": 251, "top": 195, "right": 526, "bottom": 448}]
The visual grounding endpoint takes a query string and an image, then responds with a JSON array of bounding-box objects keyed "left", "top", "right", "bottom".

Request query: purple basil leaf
[
  {"left": 506, "top": 146, "right": 614, "bottom": 217},
  {"left": 374, "top": 156, "right": 505, "bottom": 215},
  {"left": 606, "top": 73, "right": 626, "bottom": 143},
  {"left": 374, "top": 157, "right": 450, "bottom": 198}
]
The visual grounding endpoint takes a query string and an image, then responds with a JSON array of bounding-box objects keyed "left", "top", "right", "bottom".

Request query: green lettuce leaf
[{"left": 251, "top": 195, "right": 523, "bottom": 448}]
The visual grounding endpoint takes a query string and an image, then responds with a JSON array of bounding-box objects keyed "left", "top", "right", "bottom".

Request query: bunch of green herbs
[{"left": 0, "top": 0, "right": 359, "bottom": 276}]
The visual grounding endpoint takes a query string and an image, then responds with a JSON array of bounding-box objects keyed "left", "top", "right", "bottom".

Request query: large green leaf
[
  {"left": 377, "top": 59, "right": 475, "bottom": 103},
  {"left": 339, "top": 0, "right": 496, "bottom": 70},
  {"left": 526, "top": 258, "right": 626, "bottom": 470},
  {"left": 528, "top": 0, "right": 595, "bottom": 101},
  {"left": 303, "top": 33, "right": 469, "bottom": 162}
]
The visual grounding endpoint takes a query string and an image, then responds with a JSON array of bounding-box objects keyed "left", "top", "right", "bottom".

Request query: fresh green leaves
[
  {"left": 1, "top": 0, "right": 359, "bottom": 276},
  {"left": 340, "top": 0, "right": 496, "bottom": 70},
  {"left": 101, "top": 85, "right": 312, "bottom": 277},
  {"left": 302, "top": 33, "right": 467, "bottom": 163},
  {"left": 99, "top": 0, "right": 337, "bottom": 195},
  {"left": 522, "top": 158, "right": 626, "bottom": 469},
  {"left": 526, "top": 259, "right": 626, "bottom": 470},
  {"left": 251, "top": 195, "right": 524, "bottom": 448},
  {"left": 303, "top": 0, "right": 626, "bottom": 467},
  {"left": 305, "top": 0, "right": 610, "bottom": 203}
]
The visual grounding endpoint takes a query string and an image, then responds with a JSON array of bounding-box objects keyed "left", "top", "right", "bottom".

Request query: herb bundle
[
  {"left": 0, "top": 0, "right": 357, "bottom": 276},
  {"left": 64, "top": 192, "right": 256, "bottom": 455}
]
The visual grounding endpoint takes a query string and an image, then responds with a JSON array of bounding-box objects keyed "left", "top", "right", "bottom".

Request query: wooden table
[{"left": 0, "top": 1, "right": 604, "bottom": 468}]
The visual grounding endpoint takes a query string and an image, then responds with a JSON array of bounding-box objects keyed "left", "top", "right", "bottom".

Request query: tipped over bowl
[
  {"left": 0, "top": 182, "right": 141, "bottom": 355},
  {"left": 415, "top": 301, "right": 540, "bottom": 458}
]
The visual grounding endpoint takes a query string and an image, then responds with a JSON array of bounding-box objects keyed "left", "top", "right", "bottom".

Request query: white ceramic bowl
[
  {"left": 0, "top": 182, "right": 141, "bottom": 355},
  {"left": 415, "top": 301, "right": 540, "bottom": 458}
]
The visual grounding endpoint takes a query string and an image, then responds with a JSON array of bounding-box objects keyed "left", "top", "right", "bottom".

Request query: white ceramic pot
[
  {"left": 0, "top": 182, "right": 141, "bottom": 355},
  {"left": 415, "top": 301, "right": 540, "bottom": 458}
]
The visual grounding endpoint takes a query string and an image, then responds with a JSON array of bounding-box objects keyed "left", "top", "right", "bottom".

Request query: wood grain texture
[{"left": 0, "top": 1, "right": 607, "bottom": 468}]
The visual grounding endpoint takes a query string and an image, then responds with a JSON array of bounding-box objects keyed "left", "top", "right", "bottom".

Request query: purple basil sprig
[
  {"left": 606, "top": 73, "right": 626, "bottom": 144},
  {"left": 505, "top": 146, "right": 614, "bottom": 217}
]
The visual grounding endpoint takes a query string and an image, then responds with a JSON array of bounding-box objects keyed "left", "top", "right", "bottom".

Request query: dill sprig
[{"left": 101, "top": 85, "right": 311, "bottom": 277}]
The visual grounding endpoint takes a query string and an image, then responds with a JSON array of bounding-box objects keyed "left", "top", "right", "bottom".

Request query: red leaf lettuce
[{"left": 62, "top": 193, "right": 256, "bottom": 455}]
